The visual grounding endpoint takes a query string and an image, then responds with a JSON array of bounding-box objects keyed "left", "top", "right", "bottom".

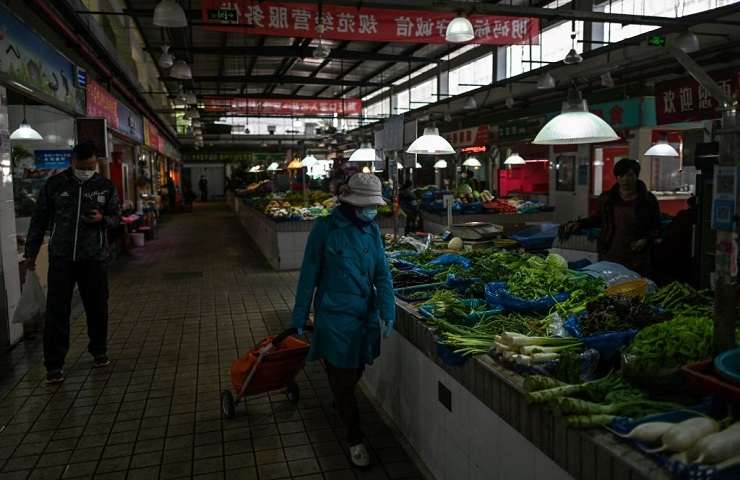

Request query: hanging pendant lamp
[
  {"left": 170, "top": 60, "right": 192, "bottom": 80},
  {"left": 674, "top": 31, "right": 700, "bottom": 53},
  {"left": 158, "top": 45, "right": 174, "bottom": 69},
  {"left": 462, "top": 156, "right": 481, "bottom": 167},
  {"left": 301, "top": 154, "right": 318, "bottom": 168},
  {"left": 349, "top": 143, "right": 381, "bottom": 162},
  {"left": 407, "top": 126, "right": 455, "bottom": 155},
  {"left": 433, "top": 159, "right": 448, "bottom": 169},
  {"left": 504, "top": 153, "right": 525, "bottom": 165},
  {"left": 533, "top": 89, "right": 619, "bottom": 145},
  {"left": 537, "top": 72, "right": 556, "bottom": 90},
  {"left": 644, "top": 138, "right": 679, "bottom": 157},
  {"left": 153, "top": 0, "right": 188, "bottom": 28},
  {"left": 10, "top": 102, "right": 43, "bottom": 141},
  {"left": 445, "top": 16, "right": 475, "bottom": 43}
]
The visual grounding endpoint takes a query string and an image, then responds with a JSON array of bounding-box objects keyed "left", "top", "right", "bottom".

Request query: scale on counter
[{"left": 451, "top": 222, "right": 503, "bottom": 241}]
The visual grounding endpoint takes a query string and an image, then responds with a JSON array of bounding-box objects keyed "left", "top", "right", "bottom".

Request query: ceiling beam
[
  {"left": 163, "top": 75, "right": 386, "bottom": 87},
  {"left": 265, "top": 38, "right": 312, "bottom": 95},
  {"left": 291, "top": 41, "right": 351, "bottom": 96},
  {"left": 313, "top": 42, "right": 398, "bottom": 98},
  {"left": 144, "top": 45, "right": 438, "bottom": 63}
]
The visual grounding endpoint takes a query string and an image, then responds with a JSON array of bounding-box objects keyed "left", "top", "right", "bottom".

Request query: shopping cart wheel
[
  {"left": 286, "top": 380, "right": 300, "bottom": 404},
  {"left": 220, "top": 390, "right": 235, "bottom": 418}
]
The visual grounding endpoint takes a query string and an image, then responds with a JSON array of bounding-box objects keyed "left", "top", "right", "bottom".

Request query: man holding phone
[{"left": 24, "top": 140, "right": 121, "bottom": 384}]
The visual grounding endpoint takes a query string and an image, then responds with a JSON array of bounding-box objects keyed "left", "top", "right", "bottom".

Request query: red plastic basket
[{"left": 681, "top": 359, "right": 740, "bottom": 406}]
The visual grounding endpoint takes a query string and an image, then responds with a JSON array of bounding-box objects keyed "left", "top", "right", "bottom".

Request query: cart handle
[{"left": 272, "top": 326, "right": 314, "bottom": 347}]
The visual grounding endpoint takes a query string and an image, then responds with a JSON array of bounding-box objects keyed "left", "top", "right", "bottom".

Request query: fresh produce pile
[
  {"left": 578, "top": 295, "right": 669, "bottom": 336},
  {"left": 525, "top": 373, "right": 681, "bottom": 428},
  {"left": 248, "top": 191, "right": 335, "bottom": 220},
  {"left": 494, "top": 332, "right": 582, "bottom": 367},
  {"left": 645, "top": 281, "right": 713, "bottom": 315},
  {"left": 506, "top": 254, "right": 603, "bottom": 302}
]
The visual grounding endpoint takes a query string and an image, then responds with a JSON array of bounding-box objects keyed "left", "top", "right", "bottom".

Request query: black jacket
[
  {"left": 578, "top": 180, "right": 661, "bottom": 258},
  {"left": 25, "top": 169, "right": 121, "bottom": 262}
]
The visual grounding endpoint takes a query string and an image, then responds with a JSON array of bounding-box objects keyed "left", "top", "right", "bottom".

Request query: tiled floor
[{"left": 0, "top": 205, "right": 424, "bottom": 480}]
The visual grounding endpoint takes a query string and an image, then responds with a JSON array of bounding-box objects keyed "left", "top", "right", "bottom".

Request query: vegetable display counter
[
  {"left": 362, "top": 300, "right": 671, "bottom": 480},
  {"left": 233, "top": 199, "right": 397, "bottom": 270},
  {"left": 422, "top": 211, "right": 556, "bottom": 234}
]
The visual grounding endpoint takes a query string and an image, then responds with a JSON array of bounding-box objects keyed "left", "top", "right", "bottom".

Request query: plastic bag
[
  {"left": 563, "top": 313, "right": 638, "bottom": 364},
  {"left": 509, "top": 223, "right": 560, "bottom": 250},
  {"left": 580, "top": 261, "right": 641, "bottom": 287},
  {"left": 13, "top": 272, "right": 45, "bottom": 325},
  {"left": 484, "top": 282, "right": 569, "bottom": 313},
  {"left": 428, "top": 253, "right": 471, "bottom": 269},
  {"left": 445, "top": 273, "right": 480, "bottom": 292}
]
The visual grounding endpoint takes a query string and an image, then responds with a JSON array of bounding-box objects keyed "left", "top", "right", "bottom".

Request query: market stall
[
  {"left": 361, "top": 241, "right": 740, "bottom": 480},
  {"left": 233, "top": 193, "right": 398, "bottom": 270}
]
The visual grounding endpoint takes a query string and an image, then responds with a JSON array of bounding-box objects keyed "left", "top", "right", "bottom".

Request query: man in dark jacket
[
  {"left": 564, "top": 158, "right": 661, "bottom": 276},
  {"left": 24, "top": 141, "right": 121, "bottom": 384},
  {"left": 198, "top": 174, "right": 208, "bottom": 202}
]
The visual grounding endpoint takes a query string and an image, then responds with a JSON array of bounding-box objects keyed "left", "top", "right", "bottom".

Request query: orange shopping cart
[{"left": 220, "top": 326, "right": 313, "bottom": 418}]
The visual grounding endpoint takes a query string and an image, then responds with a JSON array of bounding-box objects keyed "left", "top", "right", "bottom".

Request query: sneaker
[
  {"left": 46, "top": 370, "right": 65, "bottom": 384},
  {"left": 93, "top": 355, "right": 110, "bottom": 368},
  {"left": 349, "top": 443, "right": 371, "bottom": 468}
]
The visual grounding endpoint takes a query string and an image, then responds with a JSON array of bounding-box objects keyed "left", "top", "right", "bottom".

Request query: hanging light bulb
[
  {"left": 644, "top": 138, "right": 679, "bottom": 157},
  {"left": 158, "top": 44, "right": 174, "bottom": 69},
  {"left": 433, "top": 159, "right": 448, "bottom": 169},
  {"left": 533, "top": 88, "right": 619, "bottom": 145},
  {"left": 313, "top": 42, "right": 331, "bottom": 59},
  {"left": 407, "top": 126, "right": 455, "bottom": 155},
  {"left": 536, "top": 72, "right": 556, "bottom": 90},
  {"left": 445, "top": 16, "right": 474, "bottom": 43},
  {"left": 463, "top": 96, "right": 477, "bottom": 110},
  {"left": 563, "top": 23, "right": 582, "bottom": 65},
  {"left": 674, "top": 31, "right": 700, "bottom": 53},
  {"left": 10, "top": 103, "right": 43, "bottom": 141},
  {"left": 153, "top": 0, "right": 188, "bottom": 28},
  {"left": 462, "top": 156, "right": 481, "bottom": 167},
  {"left": 170, "top": 60, "right": 192, "bottom": 80},
  {"left": 504, "top": 153, "right": 525, "bottom": 165}
]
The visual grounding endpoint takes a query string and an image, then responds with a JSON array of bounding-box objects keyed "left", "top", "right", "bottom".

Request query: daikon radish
[
  {"left": 616, "top": 422, "right": 674, "bottom": 443},
  {"left": 688, "top": 422, "right": 740, "bottom": 464},
  {"left": 647, "top": 417, "right": 719, "bottom": 453}
]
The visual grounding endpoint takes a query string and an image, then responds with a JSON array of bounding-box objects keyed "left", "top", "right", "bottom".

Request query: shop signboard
[
  {"left": 0, "top": 3, "right": 85, "bottom": 113},
  {"left": 86, "top": 80, "right": 119, "bottom": 130},
  {"left": 656, "top": 68, "right": 740, "bottom": 124},
  {"left": 200, "top": 1, "right": 539, "bottom": 45},
  {"left": 202, "top": 97, "right": 362, "bottom": 116},
  {"left": 183, "top": 152, "right": 284, "bottom": 163},
  {"left": 444, "top": 125, "right": 490, "bottom": 148},
  {"left": 116, "top": 102, "right": 143, "bottom": 143},
  {"left": 494, "top": 118, "right": 545, "bottom": 141},
  {"left": 34, "top": 149, "right": 71, "bottom": 169},
  {"left": 542, "top": 97, "right": 651, "bottom": 131},
  {"left": 144, "top": 118, "right": 163, "bottom": 153}
]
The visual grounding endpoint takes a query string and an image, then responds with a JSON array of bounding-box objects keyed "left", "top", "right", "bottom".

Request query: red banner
[
  {"left": 444, "top": 125, "right": 490, "bottom": 148},
  {"left": 144, "top": 118, "right": 162, "bottom": 153},
  {"left": 201, "top": 2, "right": 539, "bottom": 45},
  {"left": 203, "top": 97, "right": 363, "bottom": 116},
  {"left": 656, "top": 68, "right": 740, "bottom": 124},
  {"left": 86, "top": 80, "right": 119, "bottom": 130}
]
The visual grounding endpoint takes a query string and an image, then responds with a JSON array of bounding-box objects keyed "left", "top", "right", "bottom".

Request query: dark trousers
[
  {"left": 325, "top": 362, "right": 364, "bottom": 445},
  {"left": 44, "top": 259, "right": 109, "bottom": 371},
  {"left": 200, "top": 190, "right": 208, "bottom": 202}
]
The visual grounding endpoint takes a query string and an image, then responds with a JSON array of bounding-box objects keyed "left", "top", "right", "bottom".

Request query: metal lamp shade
[
  {"left": 170, "top": 60, "right": 192, "bottom": 80},
  {"left": 10, "top": 121, "right": 43, "bottom": 141},
  {"left": 533, "top": 96, "right": 619, "bottom": 145},
  {"left": 406, "top": 127, "right": 455, "bottom": 155},
  {"left": 433, "top": 159, "right": 448, "bottom": 169},
  {"left": 537, "top": 72, "right": 556, "bottom": 90},
  {"left": 504, "top": 154, "right": 525, "bottom": 165},
  {"left": 462, "top": 157, "right": 481, "bottom": 167},
  {"left": 158, "top": 45, "right": 174, "bottom": 69},
  {"left": 445, "top": 17, "right": 474, "bottom": 43},
  {"left": 644, "top": 140, "right": 679, "bottom": 157},
  {"left": 153, "top": 0, "right": 188, "bottom": 28},
  {"left": 300, "top": 155, "right": 318, "bottom": 167},
  {"left": 349, "top": 144, "right": 380, "bottom": 162}
]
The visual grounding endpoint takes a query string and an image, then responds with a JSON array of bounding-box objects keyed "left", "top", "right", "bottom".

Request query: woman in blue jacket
[{"left": 292, "top": 173, "right": 395, "bottom": 468}]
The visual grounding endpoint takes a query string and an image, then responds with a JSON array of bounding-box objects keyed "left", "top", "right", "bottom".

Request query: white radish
[
  {"left": 716, "top": 452, "right": 740, "bottom": 470},
  {"left": 616, "top": 422, "right": 674, "bottom": 443},
  {"left": 650, "top": 417, "right": 719, "bottom": 453},
  {"left": 688, "top": 422, "right": 740, "bottom": 464}
]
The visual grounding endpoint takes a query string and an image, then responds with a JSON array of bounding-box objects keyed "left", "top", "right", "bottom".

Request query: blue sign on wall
[
  {"left": 116, "top": 102, "right": 144, "bottom": 143},
  {"left": 35, "top": 150, "right": 71, "bottom": 169}
]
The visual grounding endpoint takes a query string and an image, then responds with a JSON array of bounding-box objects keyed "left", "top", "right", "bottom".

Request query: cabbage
[{"left": 546, "top": 253, "right": 568, "bottom": 271}]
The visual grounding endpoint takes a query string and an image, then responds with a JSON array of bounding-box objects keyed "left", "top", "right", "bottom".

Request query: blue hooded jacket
[{"left": 292, "top": 207, "right": 395, "bottom": 369}]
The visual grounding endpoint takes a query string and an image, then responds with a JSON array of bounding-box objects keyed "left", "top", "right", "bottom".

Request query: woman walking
[{"left": 292, "top": 173, "right": 396, "bottom": 468}]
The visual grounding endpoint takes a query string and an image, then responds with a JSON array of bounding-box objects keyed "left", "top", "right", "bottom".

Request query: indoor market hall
[{"left": 0, "top": 1, "right": 739, "bottom": 480}]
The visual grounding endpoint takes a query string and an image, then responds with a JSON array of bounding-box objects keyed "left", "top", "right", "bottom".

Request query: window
[
  {"left": 392, "top": 64, "right": 437, "bottom": 86},
  {"left": 503, "top": 21, "right": 584, "bottom": 79},
  {"left": 363, "top": 99, "right": 390, "bottom": 120},
  {"left": 449, "top": 54, "right": 493, "bottom": 95},
  {"left": 593, "top": 0, "right": 740, "bottom": 45},
  {"left": 393, "top": 89, "right": 410, "bottom": 114},
  {"left": 410, "top": 78, "right": 438, "bottom": 107},
  {"left": 362, "top": 86, "right": 389, "bottom": 103}
]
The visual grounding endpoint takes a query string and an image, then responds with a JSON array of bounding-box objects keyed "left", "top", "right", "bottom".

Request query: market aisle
[{"left": 0, "top": 204, "right": 423, "bottom": 480}]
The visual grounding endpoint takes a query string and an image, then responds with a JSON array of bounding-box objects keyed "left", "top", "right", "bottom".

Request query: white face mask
[{"left": 74, "top": 169, "right": 96, "bottom": 182}]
